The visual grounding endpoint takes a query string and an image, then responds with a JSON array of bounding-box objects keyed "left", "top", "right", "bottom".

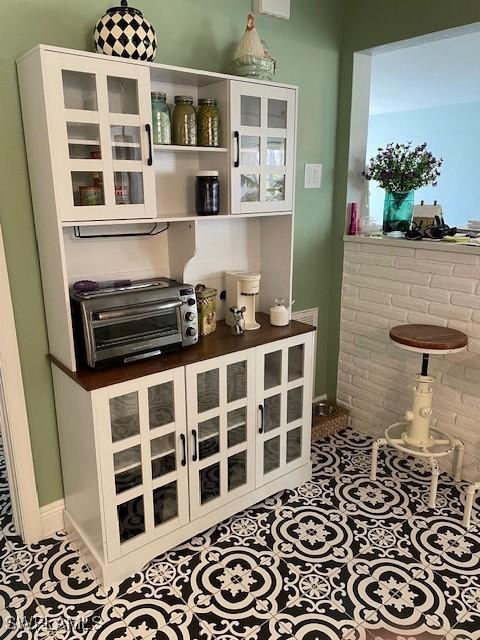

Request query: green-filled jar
[
  {"left": 172, "top": 95, "right": 197, "bottom": 146},
  {"left": 151, "top": 92, "right": 171, "bottom": 145},
  {"left": 197, "top": 98, "right": 220, "bottom": 147}
]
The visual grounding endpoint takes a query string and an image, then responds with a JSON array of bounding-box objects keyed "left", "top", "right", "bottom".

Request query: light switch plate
[{"left": 304, "top": 164, "right": 322, "bottom": 189}]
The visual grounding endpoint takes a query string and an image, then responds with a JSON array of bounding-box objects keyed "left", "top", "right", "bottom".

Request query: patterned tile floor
[{"left": 1, "top": 428, "right": 480, "bottom": 639}]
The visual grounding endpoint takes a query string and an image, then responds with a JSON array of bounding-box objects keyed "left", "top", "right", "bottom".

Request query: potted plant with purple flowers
[{"left": 363, "top": 142, "right": 443, "bottom": 234}]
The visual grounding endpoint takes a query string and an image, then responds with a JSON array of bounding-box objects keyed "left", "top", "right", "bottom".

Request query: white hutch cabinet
[{"left": 17, "top": 44, "right": 314, "bottom": 587}]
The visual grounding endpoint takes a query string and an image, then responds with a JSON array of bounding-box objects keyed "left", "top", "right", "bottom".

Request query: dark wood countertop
[{"left": 50, "top": 313, "right": 316, "bottom": 392}]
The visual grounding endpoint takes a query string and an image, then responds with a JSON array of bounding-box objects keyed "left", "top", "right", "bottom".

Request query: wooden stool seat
[{"left": 390, "top": 324, "right": 468, "bottom": 353}]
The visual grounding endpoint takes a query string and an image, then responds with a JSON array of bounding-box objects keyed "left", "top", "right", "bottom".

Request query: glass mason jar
[
  {"left": 195, "top": 171, "right": 220, "bottom": 215},
  {"left": 197, "top": 98, "right": 220, "bottom": 147},
  {"left": 172, "top": 95, "right": 197, "bottom": 146},
  {"left": 151, "top": 92, "right": 171, "bottom": 145},
  {"left": 383, "top": 190, "right": 415, "bottom": 233}
]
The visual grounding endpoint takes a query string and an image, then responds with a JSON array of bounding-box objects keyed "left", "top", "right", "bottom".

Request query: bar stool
[{"left": 370, "top": 324, "right": 468, "bottom": 508}]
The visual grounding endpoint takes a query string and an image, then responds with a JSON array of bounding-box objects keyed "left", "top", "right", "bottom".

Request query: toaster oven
[{"left": 70, "top": 277, "right": 198, "bottom": 368}]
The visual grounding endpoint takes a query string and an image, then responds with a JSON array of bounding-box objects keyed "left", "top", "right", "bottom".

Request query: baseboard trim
[
  {"left": 40, "top": 499, "right": 65, "bottom": 538},
  {"left": 313, "top": 394, "right": 327, "bottom": 403}
]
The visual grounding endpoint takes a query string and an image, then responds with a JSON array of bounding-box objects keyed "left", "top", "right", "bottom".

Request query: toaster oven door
[{"left": 88, "top": 299, "right": 183, "bottom": 364}]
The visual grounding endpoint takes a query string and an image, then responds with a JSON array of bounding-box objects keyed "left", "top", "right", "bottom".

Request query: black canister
[{"left": 195, "top": 171, "right": 220, "bottom": 215}]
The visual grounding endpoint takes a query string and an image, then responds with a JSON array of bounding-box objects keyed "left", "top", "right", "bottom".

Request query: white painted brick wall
[{"left": 338, "top": 240, "right": 480, "bottom": 482}]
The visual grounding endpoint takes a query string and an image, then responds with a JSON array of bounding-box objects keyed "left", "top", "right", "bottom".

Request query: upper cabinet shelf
[{"left": 153, "top": 145, "right": 228, "bottom": 153}]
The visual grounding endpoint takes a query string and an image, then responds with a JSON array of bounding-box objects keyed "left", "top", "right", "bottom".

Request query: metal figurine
[{"left": 230, "top": 306, "right": 246, "bottom": 336}]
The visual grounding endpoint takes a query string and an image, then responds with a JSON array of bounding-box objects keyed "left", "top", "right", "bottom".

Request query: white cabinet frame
[
  {"left": 230, "top": 80, "right": 296, "bottom": 214},
  {"left": 44, "top": 52, "right": 155, "bottom": 222},
  {"left": 185, "top": 349, "right": 256, "bottom": 520},
  {"left": 93, "top": 368, "right": 189, "bottom": 561},
  {"left": 255, "top": 333, "right": 313, "bottom": 485}
]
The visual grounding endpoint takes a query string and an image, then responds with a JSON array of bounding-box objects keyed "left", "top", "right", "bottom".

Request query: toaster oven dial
[
  {"left": 185, "top": 311, "right": 196, "bottom": 322},
  {"left": 187, "top": 298, "right": 196, "bottom": 306},
  {"left": 186, "top": 326, "right": 197, "bottom": 337}
]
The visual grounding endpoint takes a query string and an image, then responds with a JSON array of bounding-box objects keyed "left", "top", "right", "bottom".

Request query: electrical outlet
[{"left": 304, "top": 164, "right": 322, "bottom": 189}]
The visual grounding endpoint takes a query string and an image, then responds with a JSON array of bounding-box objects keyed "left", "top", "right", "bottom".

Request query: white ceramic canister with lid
[{"left": 270, "top": 298, "right": 292, "bottom": 326}]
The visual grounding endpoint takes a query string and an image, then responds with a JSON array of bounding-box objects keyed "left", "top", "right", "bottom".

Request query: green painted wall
[
  {"left": 327, "top": 1, "right": 480, "bottom": 400},
  {"left": 0, "top": 0, "right": 344, "bottom": 506}
]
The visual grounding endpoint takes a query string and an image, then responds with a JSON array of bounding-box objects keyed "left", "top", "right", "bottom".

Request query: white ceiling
[{"left": 370, "top": 31, "right": 480, "bottom": 115}]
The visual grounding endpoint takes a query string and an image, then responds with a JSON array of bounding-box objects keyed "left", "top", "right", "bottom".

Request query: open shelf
[
  {"left": 153, "top": 144, "right": 228, "bottom": 153},
  {"left": 61, "top": 211, "right": 293, "bottom": 227}
]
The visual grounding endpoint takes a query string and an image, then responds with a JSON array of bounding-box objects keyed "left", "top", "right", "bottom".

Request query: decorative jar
[
  {"left": 195, "top": 285, "right": 217, "bottom": 336},
  {"left": 151, "top": 92, "right": 171, "bottom": 145},
  {"left": 93, "top": 0, "right": 157, "bottom": 61},
  {"left": 172, "top": 96, "right": 197, "bottom": 146},
  {"left": 197, "top": 99, "right": 220, "bottom": 147},
  {"left": 383, "top": 190, "right": 415, "bottom": 234}
]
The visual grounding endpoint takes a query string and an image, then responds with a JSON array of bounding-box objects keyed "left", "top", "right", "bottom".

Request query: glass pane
[
  {"left": 198, "top": 416, "right": 220, "bottom": 460},
  {"left": 228, "top": 451, "right": 247, "bottom": 491},
  {"left": 241, "top": 174, "right": 260, "bottom": 202},
  {"left": 287, "top": 427, "right": 302, "bottom": 464},
  {"left": 111, "top": 125, "right": 141, "bottom": 160},
  {"left": 71, "top": 172, "right": 104, "bottom": 206},
  {"left": 110, "top": 392, "right": 140, "bottom": 443},
  {"left": 227, "top": 361, "right": 247, "bottom": 403},
  {"left": 107, "top": 76, "right": 139, "bottom": 114},
  {"left": 264, "top": 436, "right": 280, "bottom": 474},
  {"left": 117, "top": 496, "right": 145, "bottom": 543},
  {"left": 265, "top": 351, "right": 282, "bottom": 390},
  {"left": 114, "top": 172, "right": 144, "bottom": 205},
  {"left": 287, "top": 386, "right": 303, "bottom": 423},
  {"left": 266, "top": 174, "right": 285, "bottom": 202},
  {"left": 200, "top": 462, "right": 220, "bottom": 505},
  {"left": 62, "top": 70, "right": 97, "bottom": 111},
  {"left": 151, "top": 433, "right": 176, "bottom": 479},
  {"left": 197, "top": 369, "right": 219, "bottom": 413},
  {"left": 114, "top": 445, "right": 141, "bottom": 472},
  {"left": 240, "top": 136, "right": 260, "bottom": 165},
  {"left": 288, "top": 344, "right": 305, "bottom": 382},
  {"left": 67, "top": 123, "right": 101, "bottom": 159},
  {"left": 227, "top": 407, "right": 247, "bottom": 448},
  {"left": 94, "top": 311, "right": 177, "bottom": 350},
  {"left": 115, "top": 466, "right": 142, "bottom": 494},
  {"left": 153, "top": 482, "right": 178, "bottom": 526},
  {"left": 267, "top": 137, "right": 286, "bottom": 166},
  {"left": 264, "top": 394, "right": 281, "bottom": 433},
  {"left": 241, "top": 95, "right": 261, "bottom": 127},
  {"left": 268, "top": 99, "right": 287, "bottom": 129},
  {"left": 149, "top": 382, "right": 175, "bottom": 429}
]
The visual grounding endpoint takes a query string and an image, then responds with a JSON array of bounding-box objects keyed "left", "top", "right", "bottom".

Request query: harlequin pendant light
[{"left": 93, "top": 0, "right": 157, "bottom": 61}]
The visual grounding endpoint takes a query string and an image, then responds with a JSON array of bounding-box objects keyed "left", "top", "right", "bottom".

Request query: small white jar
[{"left": 270, "top": 299, "right": 290, "bottom": 326}]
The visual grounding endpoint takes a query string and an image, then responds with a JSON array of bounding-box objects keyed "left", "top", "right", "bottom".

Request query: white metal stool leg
[
  {"left": 453, "top": 439, "right": 465, "bottom": 483},
  {"left": 463, "top": 482, "right": 480, "bottom": 528},
  {"left": 429, "top": 458, "right": 439, "bottom": 508},
  {"left": 370, "top": 438, "right": 386, "bottom": 481}
]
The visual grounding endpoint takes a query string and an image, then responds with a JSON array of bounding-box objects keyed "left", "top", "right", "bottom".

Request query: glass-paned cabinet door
[
  {"left": 47, "top": 53, "right": 155, "bottom": 222},
  {"left": 230, "top": 81, "right": 296, "bottom": 214},
  {"left": 94, "top": 369, "right": 189, "bottom": 561},
  {"left": 186, "top": 350, "right": 256, "bottom": 520},
  {"left": 256, "top": 334, "right": 313, "bottom": 486}
]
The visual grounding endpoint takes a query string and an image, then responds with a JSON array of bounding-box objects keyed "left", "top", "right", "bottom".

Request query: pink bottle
[{"left": 349, "top": 202, "right": 358, "bottom": 235}]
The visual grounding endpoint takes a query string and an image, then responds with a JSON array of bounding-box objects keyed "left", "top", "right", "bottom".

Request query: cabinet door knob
[
  {"left": 258, "top": 404, "right": 264, "bottom": 434},
  {"left": 192, "top": 429, "right": 198, "bottom": 462},
  {"left": 180, "top": 433, "right": 187, "bottom": 467}
]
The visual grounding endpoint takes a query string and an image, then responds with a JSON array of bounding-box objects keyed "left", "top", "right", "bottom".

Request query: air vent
[{"left": 291, "top": 307, "right": 318, "bottom": 327}]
